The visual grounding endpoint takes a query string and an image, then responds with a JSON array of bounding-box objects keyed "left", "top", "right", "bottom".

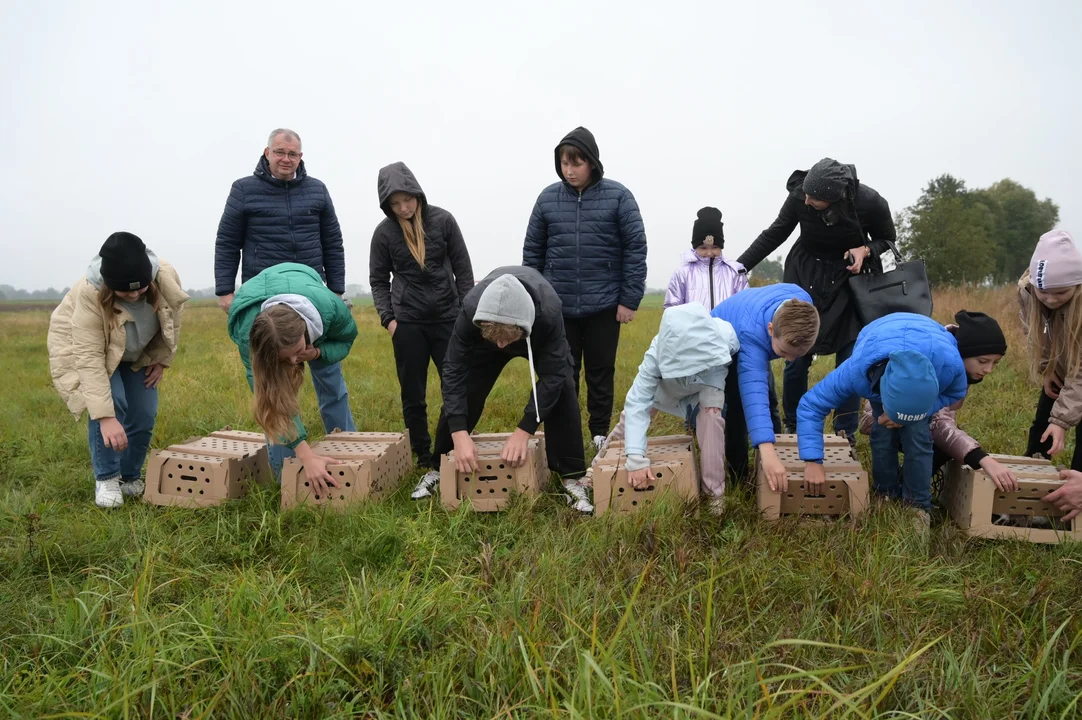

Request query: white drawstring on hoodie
[{"left": 526, "top": 336, "right": 541, "bottom": 424}]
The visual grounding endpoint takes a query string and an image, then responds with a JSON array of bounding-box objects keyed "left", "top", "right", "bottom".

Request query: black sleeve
[
  {"left": 964, "top": 448, "right": 989, "bottom": 469},
  {"left": 737, "top": 194, "right": 800, "bottom": 270},
  {"left": 863, "top": 192, "right": 898, "bottom": 263},
  {"left": 440, "top": 310, "right": 479, "bottom": 433},
  {"left": 518, "top": 316, "right": 571, "bottom": 434},
  {"left": 368, "top": 228, "right": 395, "bottom": 328},
  {"left": 319, "top": 186, "right": 347, "bottom": 294},
  {"left": 445, "top": 213, "right": 475, "bottom": 299}
]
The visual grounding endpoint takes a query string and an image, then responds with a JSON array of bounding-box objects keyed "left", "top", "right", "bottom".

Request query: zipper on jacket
[
  {"left": 286, "top": 181, "right": 297, "bottom": 262},
  {"left": 576, "top": 191, "right": 582, "bottom": 306},
  {"left": 709, "top": 257, "right": 715, "bottom": 308}
]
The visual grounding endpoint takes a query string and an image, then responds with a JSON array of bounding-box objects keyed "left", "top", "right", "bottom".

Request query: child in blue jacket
[
  {"left": 711, "top": 284, "right": 820, "bottom": 486},
  {"left": 796, "top": 313, "right": 968, "bottom": 521}
]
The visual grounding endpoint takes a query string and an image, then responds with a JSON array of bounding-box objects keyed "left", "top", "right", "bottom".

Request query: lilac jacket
[{"left": 664, "top": 250, "right": 747, "bottom": 310}]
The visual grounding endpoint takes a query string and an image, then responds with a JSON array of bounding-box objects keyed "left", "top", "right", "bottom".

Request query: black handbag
[{"left": 847, "top": 239, "right": 933, "bottom": 325}]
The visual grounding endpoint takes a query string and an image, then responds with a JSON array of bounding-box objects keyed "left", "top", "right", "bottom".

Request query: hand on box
[
  {"left": 628, "top": 467, "right": 654, "bottom": 489},
  {"left": 501, "top": 428, "right": 532, "bottom": 468},
  {"left": 452, "top": 431, "right": 478, "bottom": 473},
  {"left": 296, "top": 442, "right": 342, "bottom": 496},
  {"left": 804, "top": 462, "right": 826, "bottom": 494},
  {"left": 979, "top": 457, "right": 1018, "bottom": 492},
  {"left": 759, "top": 443, "right": 787, "bottom": 493},
  {"left": 1048, "top": 470, "right": 1082, "bottom": 522}
]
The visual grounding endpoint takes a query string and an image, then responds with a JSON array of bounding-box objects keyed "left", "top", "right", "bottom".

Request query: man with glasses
[
  {"left": 214, "top": 128, "right": 356, "bottom": 440},
  {"left": 214, "top": 128, "right": 346, "bottom": 313}
]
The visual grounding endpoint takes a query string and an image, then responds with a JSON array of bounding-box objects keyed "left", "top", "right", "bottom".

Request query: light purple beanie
[{"left": 1030, "top": 230, "right": 1082, "bottom": 290}]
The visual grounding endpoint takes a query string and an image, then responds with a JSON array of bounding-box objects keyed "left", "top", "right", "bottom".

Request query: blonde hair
[
  {"left": 400, "top": 207, "right": 426, "bottom": 269},
  {"left": 98, "top": 282, "right": 160, "bottom": 323},
  {"left": 249, "top": 305, "right": 307, "bottom": 442},
  {"left": 773, "top": 300, "right": 819, "bottom": 351},
  {"left": 1026, "top": 286, "right": 1082, "bottom": 385},
  {"left": 480, "top": 322, "right": 525, "bottom": 345}
]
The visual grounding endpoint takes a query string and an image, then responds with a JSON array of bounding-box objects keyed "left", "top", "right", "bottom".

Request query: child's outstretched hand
[
  {"left": 804, "top": 462, "right": 826, "bottom": 495},
  {"left": 1041, "top": 423, "right": 1067, "bottom": 456},
  {"left": 979, "top": 456, "right": 1018, "bottom": 491},
  {"left": 628, "top": 467, "right": 653, "bottom": 489},
  {"left": 758, "top": 443, "right": 788, "bottom": 493}
]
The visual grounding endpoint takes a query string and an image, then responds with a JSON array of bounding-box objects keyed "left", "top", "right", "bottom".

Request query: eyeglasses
[{"left": 271, "top": 149, "right": 301, "bottom": 160}]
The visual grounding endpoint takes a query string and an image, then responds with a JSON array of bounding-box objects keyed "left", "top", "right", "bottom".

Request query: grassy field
[{"left": 1, "top": 285, "right": 1081, "bottom": 718}]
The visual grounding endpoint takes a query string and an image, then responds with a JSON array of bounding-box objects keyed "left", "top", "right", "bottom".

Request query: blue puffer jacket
[
  {"left": 214, "top": 155, "right": 346, "bottom": 296},
  {"left": 522, "top": 127, "right": 647, "bottom": 317},
  {"left": 712, "top": 283, "right": 813, "bottom": 448},
  {"left": 796, "top": 313, "right": 968, "bottom": 461}
]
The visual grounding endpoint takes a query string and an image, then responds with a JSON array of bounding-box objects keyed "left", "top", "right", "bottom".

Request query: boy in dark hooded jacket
[
  {"left": 522, "top": 127, "right": 648, "bottom": 452},
  {"left": 410, "top": 266, "right": 587, "bottom": 501}
]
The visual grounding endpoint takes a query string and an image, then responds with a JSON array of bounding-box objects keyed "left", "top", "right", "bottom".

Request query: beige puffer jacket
[
  {"left": 48, "top": 252, "right": 189, "bottom": 420},
  {"left": 1018, "top": 269, "right": 1082, "bottom": 429}
]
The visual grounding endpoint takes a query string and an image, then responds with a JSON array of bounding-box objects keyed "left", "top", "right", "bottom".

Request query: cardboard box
[
  {"left": 592, "top": 435, "right": 700, "bottom": 516},
  {"left": 756, "top": 435, "right": 869, "bottom": 521},
  {"left": 942, "top": 455, "right": 1081, "bottom": 543},
  {"left": 281, "top": 431, "right": 413, "bottom": 510},
  {"left": 144, "top": 429, "right": 269, "bottom": 508},
  {"left": 439, "top": 433, "right": 549, "bottom": 511}
]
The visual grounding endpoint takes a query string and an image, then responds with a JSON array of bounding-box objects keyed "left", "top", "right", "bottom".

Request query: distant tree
[
  {"left": 897, "top": 174, "right": 1058, "bottom": 286},
  {"left": 750, "top": 255, "right": 783, "bottom": 285}
]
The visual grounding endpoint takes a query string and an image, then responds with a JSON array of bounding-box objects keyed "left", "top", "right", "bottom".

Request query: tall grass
[{"left": 0, "top": 286, "right": 1080, "bottom": 718}]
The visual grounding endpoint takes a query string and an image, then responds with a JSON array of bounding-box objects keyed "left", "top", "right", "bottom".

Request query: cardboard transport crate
[
  {"left": 439, "top": 433, "right": 549, "bottom": 511},
  {"left": 756, "top": 435, "right": 869, "bottom": 521},
  {"left": 144, "top": 429, "right": 270, "bottom": 508},
  {"left": 942, "top": 454, "right": 1081, "bottom": 543},
  {"left": 281, "top": 431, "right": 413, "bottom": 510},
  {"left": 592, "top": 435, "right": 700, "bottom": 516}
]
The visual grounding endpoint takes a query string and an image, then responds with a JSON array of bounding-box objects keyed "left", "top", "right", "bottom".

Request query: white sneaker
[
  {"left": 564, "top": 477, "right": 594, "bottom": 514},
  {"left": 95, "top": 478, "right": 124, "bottom": 508},
  {"left": 411, "top": 470, "right": 441, "bottom": 500},
  {"left": 706, "top": 495, "right": 726, "bottom": 516},
  {"left": 592, "top": 435, "right": 607, "bottom": 453},
  {"left": 120, "top": 479, "right": 145, "bottom": 497}
]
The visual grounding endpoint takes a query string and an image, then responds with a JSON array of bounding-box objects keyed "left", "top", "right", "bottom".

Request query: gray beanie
[
  {"left": 473, "top": 275, "right": 536, "bottom": 336},
  {"left": 803, "top": 158, "right": 853, "bottom": 203}
]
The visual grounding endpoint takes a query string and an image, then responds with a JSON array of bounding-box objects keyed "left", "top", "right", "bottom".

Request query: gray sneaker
[
  {"left": 564, "top": 476, "right": 594, "bottom": 514},
  {"left": 592, "top": 435, "right": 607, "bottom": 453},
  {"left": 120, "top": 479, "right": 145, "bottom": 497},
  {"left": 411, "top": 470, "right": 440, "bottom": 500}
]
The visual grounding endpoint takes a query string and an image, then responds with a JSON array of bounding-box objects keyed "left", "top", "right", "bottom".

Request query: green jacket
[{"left": 228, "top": 263, "right": 358, "bottom": 447}]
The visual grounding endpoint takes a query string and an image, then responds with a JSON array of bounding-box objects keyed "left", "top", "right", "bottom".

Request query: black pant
[
  {"left": 782, "top": 341, "right": 857, "bottom": 441},
  {"left": 723, "top": 356, "right": 783, "bottom": 482},
  {"left": 1026, "top": 389, "right": 1082, "bottom": 471},
  {"left": 564, "top": 309, "right": 622, "bottom": 437},
  {"left": 392, "top": 321, "right": 454, "bottom": 467},
  {"left": 430, "top": 354, "right": 587, "bottom": 479}
]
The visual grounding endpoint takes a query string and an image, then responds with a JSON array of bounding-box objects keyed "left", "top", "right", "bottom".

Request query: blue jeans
[
  {"left": 267, "top": 358, "right": 356, "bottom": 476},
  {"left": 868, "top": 400, "right": 934, "bottom": 511},
  {"left": 783, "top": 341, "right": 857, "bottom": 440},
  {"left": 88, "top": 363, "right": 159, "bottom": 482}
]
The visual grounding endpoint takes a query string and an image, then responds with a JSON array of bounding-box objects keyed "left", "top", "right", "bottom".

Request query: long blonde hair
[
  {"left": 400, "top": 209, "right": 427, "bottom": 269},
  {"left": 249, "top": 305, "right": 307, "bottom": 442},
  {"left": 1027, "top": 286, "right": 1082, "bottom": 385}
]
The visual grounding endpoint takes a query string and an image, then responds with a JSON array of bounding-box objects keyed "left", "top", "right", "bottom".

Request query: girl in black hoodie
[{"left": 369, "top": 162, "right": 474, "bottom": 494}]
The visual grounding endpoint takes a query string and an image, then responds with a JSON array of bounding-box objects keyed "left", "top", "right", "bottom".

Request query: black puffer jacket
[
  {"left": 738, "top": 167, "right": 896, "bottom": 354},
  {"left": 214, "top": 155, "right": 346, "bottom": 295},
  {"left": 369, "top": 162, "right": 474, "bottom": 327},
  {"left": 441, "top": 267, "right": 572, "bottom": 435},
  {"left": 522, "top": 127, "right": 648, "bottom": 317}
]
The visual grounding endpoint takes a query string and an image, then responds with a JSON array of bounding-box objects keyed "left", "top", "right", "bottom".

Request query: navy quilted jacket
[
  {"left": 214, "top": 155, "right": 346, "bottom": 295},
  {"left": 522, "top": 127, "right": 647, "bottom": 318}
]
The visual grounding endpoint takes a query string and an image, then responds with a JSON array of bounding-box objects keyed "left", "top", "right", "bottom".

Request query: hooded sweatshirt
[
  {"left": 369, "top": 162, "right": 474, "bottom": 327},
  {"left": 622, "top": 304, "right": 740, "bottom": 470},
  {"left": 664, "top": 249, "right": 747, "bottom": 310},
  {"left": 440, "top": 266, "right": 572, "bottom": 434},
  {"left": 522, "top": 127, "right": 648, "bottom": 317}
]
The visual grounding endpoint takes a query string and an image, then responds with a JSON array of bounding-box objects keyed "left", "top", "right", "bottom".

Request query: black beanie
[
  {"left": 954, "top": 310, "right": 1007, "bottom": 358},
  {"left": 99, "top": 232, "right": 153, "bottom": 292},
  {"left": 802, "top": 158, "right": 853, "bottom": 203},
  {"left": 692, "top": 207, "right": 724, "bottom": 249}
]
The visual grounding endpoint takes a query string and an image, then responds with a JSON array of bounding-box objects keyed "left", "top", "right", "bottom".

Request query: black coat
[
  {"left": 441, "top": 267, "right": 572, "bottom": 435},
  {"left": 738, "top": 168, "right": 896, "bottom": 353},
  {"left": 369, "top": 163, "right": 474, "bottom": 327},
  {"left": 214, "top": 155, "right": 346, "bottom": 295}
]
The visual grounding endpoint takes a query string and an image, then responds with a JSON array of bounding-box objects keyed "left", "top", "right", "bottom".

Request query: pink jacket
[{"left": 664, "top": 250, "right": 748, "bottom": 310}]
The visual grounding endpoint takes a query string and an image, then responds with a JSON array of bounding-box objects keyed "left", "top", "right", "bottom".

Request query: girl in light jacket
[{"left": 48, "top": 232, "right": 188, "bottom": 508}]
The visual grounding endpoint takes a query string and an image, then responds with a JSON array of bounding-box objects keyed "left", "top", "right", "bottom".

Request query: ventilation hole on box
[
  {"left": 502, "top": 487, "right": 507, "bottom": 492},
  {"left": 499, "top": 464, "right": 505, "bottom": 469},
  {"left": 180, "top": 475, "right": 197, "bottom": 482},
  {"left": 304, "top": 481, "right": 310, "bottom": 487},
  {"left": 476, "top": 489, "right": 482, "bottom": 495},
  {"left": 787, "top": 494, "right": 794, "bottom": 498},
  {"left": 829, "top": 485, "right": 836, "bottom": 490},
  {"left": 486, "top": 464, "right": 492, "bottom": 470},
  {"left": 176, "top": 487, "right": 181, "bottom": 492},
  {"left": 315, "top": 495, "right": 321, "bottom": 500},
  {"left": 489, "top": 489, "right": 495, "bottom": 494},
  {"left": 339, "top": 471, "right": 345, "bottom": 476},
  {"left": 187, "top": 489, "right": 193, "bottom": 494},
  {"left": 618, "top": 487, "right": 625, "bottom": 493},
  {"left": 345, "top": 482, "right": 351, "bottom": 488},
  {"left": 199, "top": 490, "right": 204, "bottom": 495},
  {"left": 188, "top": 465, "right": 194, "bottom": 470},
  {"left": 340, "top": 495, "right": 345, "bottom": 500},
  {"left": 632, "top": 500, "right": 638, "bottom": 506},
  {"left": 168, "top": 473, "right": 173, "bottom": 478},
  {"left": 507, "top": 474, "right": 513, "bottom": 480},
  {"left": 200, "top": 467, "right": 205, "bottom": 472}
]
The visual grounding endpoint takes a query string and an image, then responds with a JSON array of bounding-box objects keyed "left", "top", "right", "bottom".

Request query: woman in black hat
[{"left": 47, "top": 232, "right": 189, "bottom": 508}]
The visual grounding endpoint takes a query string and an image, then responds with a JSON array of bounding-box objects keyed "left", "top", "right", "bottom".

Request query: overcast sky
[{"left": 2, "top": 0, "right": 1079, "bottom": 293}]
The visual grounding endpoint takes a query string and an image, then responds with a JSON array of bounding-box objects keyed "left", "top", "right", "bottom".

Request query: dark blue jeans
[
  {"left": 87, "top": 363, "right": 159, "bottom": 482},
  {"left": 783, "top": 341, "right": 857, "bottom": 440},
  {"left": 868, "top": 400, "right": 934, "bottom": 511}
]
